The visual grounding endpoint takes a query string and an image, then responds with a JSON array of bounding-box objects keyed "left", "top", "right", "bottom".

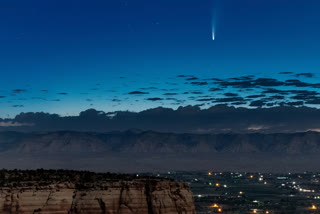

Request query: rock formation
[{"left": 0, "top": 179, "right": 196, "bottom": 214}]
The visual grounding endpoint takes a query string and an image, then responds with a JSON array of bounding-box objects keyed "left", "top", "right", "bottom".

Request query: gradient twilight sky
[{"left": 0, "top": 0, "right": 320, "bottom": 117}]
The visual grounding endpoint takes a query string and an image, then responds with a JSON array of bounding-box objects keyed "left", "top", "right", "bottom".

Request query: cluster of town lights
[
  {"left": 252, "top": 210, "right": 269, "bottom": 213},
  {"left": 210, "top": 203, "right": 222, "bottom": 212},
  {"left": 205, "top": 171, "right": 320, "bottom": 213}
]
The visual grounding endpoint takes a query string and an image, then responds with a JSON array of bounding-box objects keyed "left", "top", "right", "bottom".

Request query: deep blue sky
[{"left": 0, "top": 0, "right": 319, "bottom": 117}]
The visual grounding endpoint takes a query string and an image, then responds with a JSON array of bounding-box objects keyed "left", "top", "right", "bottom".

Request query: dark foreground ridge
[
  {"left": 0, "top": 169, "right": 196, "bottom": 214},
  {"left": 0, "top": 169, "right": 162, "bottom": 187}
]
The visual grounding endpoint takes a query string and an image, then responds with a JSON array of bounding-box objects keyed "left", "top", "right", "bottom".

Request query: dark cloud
[
  {"left": 228, "top": 75, "right": 255, "bottom": 81},
  {"left": 266, "top": 103, "right": 276, "bottom": 107},
  {"left": 280, "top": 101, "right": 304, "bottom": 106},
  {"left": 219, "top": 80, "right": 253, "bottom": 88},
  {"left": 0, "top": 96, "right": 6, "bottom": 99},
  {"left": 249, "top": 100, "right": 266, "bottom": 107},
  {"left": 254, "top": 78, "right": 284, "bottom": 86},
  {"left": 212, "top": 76, "right": 320, "bottom": 92},
  {"left": 196, "top": 98, "right": 215, "bottom": 102},
  {"left": 165, "top": 82, "right": 178, "bottom": 85},
  {"left": 279, "top": 72, "right": 293, "bottom": 74},
  {"left": 128, "top": 91, "right": 149, "bottom": 95},
  {"left": 146, "top": 97, "right": 163, "bottom": 101},
  {"left": 224, "top": 93, "right": 238, "bottom": 97},
  {"left": 285, "top": 79, "right": 311, "bottom": 87},
  {"left": 189, "top": 91, "right": 203, "bottom": 95},
  {"left": 290, "top": 90, "right": 319, "bottom": 100},
  {"left": 217, "top": 78, "right": 284, "bottom": 88},
  {"left": 203, "top": 78, "right": 223, "bottom": 81},
  {"left": 186, "top": 77, "right": 198, "bottom": 81},
  {"left": 177, "top": 75, "right": 193, "bottom": 78},
  {"left": 262, "top": 89, "right": 289, "bottom": 95},
  {"left": 246, "top": 94, "right": 266, "bottom": 99},
  {"left": 163, "top": 93, "right": 178, "bottom": 96},
  {"left": 295, "top": 73, "right": 314, "bottom": 78},
  {"left": 12, "top": 89, "right": 27, "bottom": 93},
  {"left": 139, "top": 87, "right": 158, "bottom": 90},
  {"left": 270, "top": 95, "right": 285, "bottom": 100},
  {"left": 209, "top": 88, "right": 223, "bottom": 92},
  {"left": 305, "top": 98, "right": 320, "bottom": 105},
  {"left": 232, "top": 101, "right": 247, "bottom": 105},
  {"left": 5, "top": 74, "right": 320, "bottom": 121},
  {"left": 213, "top": 97, "right": 245, "bottom": 103},
  {"left": 12, "top": 105, "right": 24, "bottom": 108},
  {"left": 189, "top": 81, "right": 208, "bottom": 86},
  {"left": 3, "top": 105, "right": 320, "bottom": 134}
]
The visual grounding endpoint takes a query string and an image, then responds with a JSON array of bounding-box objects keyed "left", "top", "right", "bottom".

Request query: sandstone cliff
[{"left": 0, "top": 179, "right": 196, "bottom": 214}]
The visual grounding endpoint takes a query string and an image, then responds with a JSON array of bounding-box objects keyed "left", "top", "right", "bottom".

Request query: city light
[
  {"left": 310, "top": 205, "right": 317, "bottom": 210},
  {"left": 211, "top": 203, "right": 219, "bottom": 208}
]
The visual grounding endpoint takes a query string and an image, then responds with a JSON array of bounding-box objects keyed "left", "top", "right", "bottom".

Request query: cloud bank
[{"left": 1, "top": 105, "right": 320, "bottom": 133}]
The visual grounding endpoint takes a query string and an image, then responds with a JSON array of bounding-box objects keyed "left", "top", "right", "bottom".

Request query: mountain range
[{"left": 1, "top": 130, "right": 320, "bottom": 172}]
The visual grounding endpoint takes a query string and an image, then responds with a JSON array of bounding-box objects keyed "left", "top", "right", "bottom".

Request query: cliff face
[{"left": 0, "top": 180, "right": 196, "bottom": 214}]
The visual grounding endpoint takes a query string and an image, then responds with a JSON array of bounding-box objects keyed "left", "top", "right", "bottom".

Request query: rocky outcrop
[{"left": 0, "top": 180, "right": 196, "bottom": 214}]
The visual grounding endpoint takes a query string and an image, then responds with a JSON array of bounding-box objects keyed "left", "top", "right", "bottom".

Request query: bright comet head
[{"left": 212, "top": 31, "right": 215, "bottom": 40}]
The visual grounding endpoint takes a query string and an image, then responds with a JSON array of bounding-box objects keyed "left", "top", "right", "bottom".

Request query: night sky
[{"left": 0, "top": 0, "right": 319, "bottom": 117}]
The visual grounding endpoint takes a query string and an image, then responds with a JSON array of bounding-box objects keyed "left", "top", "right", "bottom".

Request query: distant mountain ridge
[
  {"left": 1, "top": 130, "right": 320, "bottom": 154},
  {"left": 2, "top": 130, "right": 320, "bottom": 172}
]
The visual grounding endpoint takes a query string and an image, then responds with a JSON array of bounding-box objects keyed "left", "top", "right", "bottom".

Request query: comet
[
  {"left": 211, "top": 1, "right": 218, "bottom": 41},
  {"left": 211, "top": 21, "right": 215, "bottom": 41}
]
